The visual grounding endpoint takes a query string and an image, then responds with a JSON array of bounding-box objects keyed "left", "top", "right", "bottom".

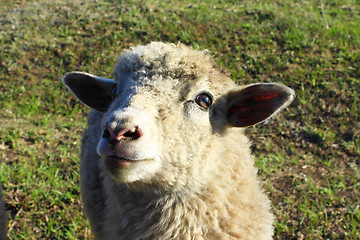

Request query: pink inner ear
[
  {"left": 252, "top": 92, "right": 279, "bottom": 101},
  {"left": 228, "top": 105, "right": 255, "bottom": 114},
  {"left": 227, "top": 104, "right": 270, "bottom": 127},
  {"left": 227, "top": 106, "right": 253, "bottom": 123},
  {"left": 226, "top": 91, "right": 286, "bottom": 127}
]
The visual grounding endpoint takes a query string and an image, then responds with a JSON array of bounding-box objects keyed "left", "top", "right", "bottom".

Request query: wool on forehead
[{"left": 114, "top": 42, "right": 216, "bottom": 80}]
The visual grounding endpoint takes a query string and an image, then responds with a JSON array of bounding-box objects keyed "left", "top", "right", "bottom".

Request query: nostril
[
  {"left": 102, "top": 127, "right": 111, "bottom": 139},
  {"left": 103, "top": 124, "right": 142, "bottom": 141},
  {"left": 123, "top": 127, "right": 142, "bottom": 140}
]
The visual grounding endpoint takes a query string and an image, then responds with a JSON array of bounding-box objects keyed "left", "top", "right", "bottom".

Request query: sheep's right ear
[{"left": 62, "top": 72, "right": 116, "bottom": 112}]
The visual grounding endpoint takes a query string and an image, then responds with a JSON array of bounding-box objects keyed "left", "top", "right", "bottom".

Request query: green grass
[{"left": 1, "top": 0, "right": 359, "bottom": 239}]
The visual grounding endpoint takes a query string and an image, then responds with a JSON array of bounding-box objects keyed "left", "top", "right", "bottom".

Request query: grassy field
[{"left": 0, "top": 0, "right": 359, "bottom": 239}]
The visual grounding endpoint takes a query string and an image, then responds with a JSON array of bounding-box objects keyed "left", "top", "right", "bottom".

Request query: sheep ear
[
  {"left": 62, "top": 71, "right": 116, "bottom": 112},
  {"left": 225, "top": 83, "right": 295, "bottom": 127}
]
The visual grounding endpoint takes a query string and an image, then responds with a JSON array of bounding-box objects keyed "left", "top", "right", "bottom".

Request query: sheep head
[{"left": 62, "top": 42, "right": 294, "bottom": 192}]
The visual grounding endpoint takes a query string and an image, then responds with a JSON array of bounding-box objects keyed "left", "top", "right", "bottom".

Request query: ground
[{"left": 0, "top": 0, "right": 359, "bottom": 239}]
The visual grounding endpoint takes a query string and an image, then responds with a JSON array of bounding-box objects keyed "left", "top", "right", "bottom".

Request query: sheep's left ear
[
  {"left": 62, "top": 71, "right": 116, "bottom": 112},
  {"left": 224, "top": 83, "right": 295, "bottom": 127}
]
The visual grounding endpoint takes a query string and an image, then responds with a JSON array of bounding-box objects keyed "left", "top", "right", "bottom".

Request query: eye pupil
[{"left": 195, "top": 93, "right": 212, "bottom": 109}]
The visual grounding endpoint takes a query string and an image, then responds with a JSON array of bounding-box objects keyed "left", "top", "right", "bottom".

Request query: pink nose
[{"left": 103, "top": 125, "right": 142, "bottom": 142}]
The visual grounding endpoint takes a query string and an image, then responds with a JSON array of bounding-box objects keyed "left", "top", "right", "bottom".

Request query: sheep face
[
  {"left": 101, "top": 81, "right": 217, "bottom": 185},
  {"left": 62, "top": 42, "right": 294, "bottom": 190}
]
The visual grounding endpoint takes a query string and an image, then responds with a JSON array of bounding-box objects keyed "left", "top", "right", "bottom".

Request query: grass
[{"left": 0, "top": 0, "right": 359, "bottom": 239}]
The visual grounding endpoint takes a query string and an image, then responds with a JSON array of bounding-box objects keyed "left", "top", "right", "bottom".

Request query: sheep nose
[{"left": 102, "top": 124, "right": 142, "bottom": 142}]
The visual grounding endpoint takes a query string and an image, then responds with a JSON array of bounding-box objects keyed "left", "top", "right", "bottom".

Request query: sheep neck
[{"left": 105, "top": 178, "right": 210, "bottom": 239}]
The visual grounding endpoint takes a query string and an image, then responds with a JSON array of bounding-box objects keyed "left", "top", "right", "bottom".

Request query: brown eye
[{"left": 195, "top": 93, "right": 213, "bottom": 109}]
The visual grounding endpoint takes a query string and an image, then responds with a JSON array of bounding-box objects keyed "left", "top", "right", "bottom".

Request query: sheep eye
[{"left": 195, "top": 93, "right": 212, "bottom": 110}]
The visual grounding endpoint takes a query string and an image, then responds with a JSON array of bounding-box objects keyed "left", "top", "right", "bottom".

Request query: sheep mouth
[{"left": 104, "top": 156, "right": 147, "bottom": 169}]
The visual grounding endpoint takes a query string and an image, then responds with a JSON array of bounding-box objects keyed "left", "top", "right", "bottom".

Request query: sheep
[
  {"left": 62, "top": 42, "right": 295, "bottom": 239},
  {"left": 0, "top": 185, "right": 7, "bottom": 240}
]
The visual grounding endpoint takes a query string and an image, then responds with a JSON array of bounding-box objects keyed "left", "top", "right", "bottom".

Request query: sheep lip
[
  {"left": 108, "top": 156, "right": 137, "bottom": 161},
  {"left": 104, "top": 156, "right": 145, "bottom": 169}
]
